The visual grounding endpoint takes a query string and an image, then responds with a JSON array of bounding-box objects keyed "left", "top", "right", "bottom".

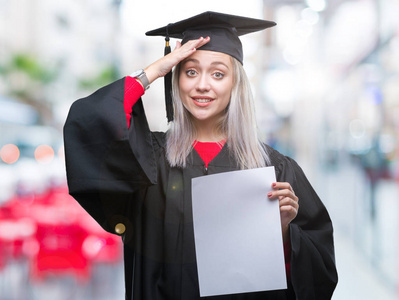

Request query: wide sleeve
[
  {"left": 63, "top": 78, "right": 158, "bottom": 235},
  {"left": 276, "top": 156, "right": 338, "bottom": 300}
]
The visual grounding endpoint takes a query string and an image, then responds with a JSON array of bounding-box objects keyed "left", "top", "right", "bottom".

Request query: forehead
[{"left": 181, "top": 50, "right": 232, "bottom": 67}]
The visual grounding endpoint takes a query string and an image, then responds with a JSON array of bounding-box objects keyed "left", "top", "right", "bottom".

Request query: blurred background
[{"left": 0, "top": 0, "right": 398, "bottom": 299}]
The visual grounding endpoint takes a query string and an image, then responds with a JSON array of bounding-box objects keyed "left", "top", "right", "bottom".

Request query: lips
[{"left": 192, "top": 96, "right": 214, "bottom": 107}]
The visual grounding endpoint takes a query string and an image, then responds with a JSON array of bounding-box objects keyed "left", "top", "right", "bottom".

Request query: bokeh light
[
  {"left": 34, "top": 145, "right": 55, "bottom": 164},
  {"left": 0, "top": 144, "right": 20, "bottom": 164}
]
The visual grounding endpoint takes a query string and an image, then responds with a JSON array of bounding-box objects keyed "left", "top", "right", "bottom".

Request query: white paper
[{"left": 191, "top": 167, "right": 287, "bottom": 297}]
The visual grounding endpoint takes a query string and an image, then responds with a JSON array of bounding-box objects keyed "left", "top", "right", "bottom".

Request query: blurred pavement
[{"left": 313, "top": 161, "right": 399, "bottom": 300}]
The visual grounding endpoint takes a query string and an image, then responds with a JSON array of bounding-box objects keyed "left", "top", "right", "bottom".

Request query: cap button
[{"left": 115, "top": 223, "right": 126, "bottom": 235}]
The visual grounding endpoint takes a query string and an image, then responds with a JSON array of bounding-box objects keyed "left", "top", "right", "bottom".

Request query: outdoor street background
[{"left": 0, "top": 0, "right": 398, "bottom": 299}]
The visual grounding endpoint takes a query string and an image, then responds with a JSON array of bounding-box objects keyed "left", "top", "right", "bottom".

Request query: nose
[{"left": 195, "top": 74, "right": 211, "bottom": 92}]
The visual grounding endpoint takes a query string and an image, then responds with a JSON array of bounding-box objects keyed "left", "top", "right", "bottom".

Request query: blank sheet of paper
[{"left": 192, "top": 167, "right": 287, "bottom": 297}]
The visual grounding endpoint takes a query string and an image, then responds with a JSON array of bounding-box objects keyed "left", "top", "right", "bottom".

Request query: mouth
[
  {"left": 192, "top": 96, "right": 214, "bottom": 104},
  {"left": 194, "top": 98, "right": 213, "bottom": 103}
]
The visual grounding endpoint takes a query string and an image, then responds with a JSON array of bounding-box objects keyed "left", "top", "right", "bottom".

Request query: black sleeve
[
  {"left": 63, "top": 78, "right": 158, "bottom": 235},
  {"left": 276, "top": 157, "right": 338, "bottom": 300}
]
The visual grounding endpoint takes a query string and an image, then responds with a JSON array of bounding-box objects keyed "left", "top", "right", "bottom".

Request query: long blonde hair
[{"left": 166, "top": 55, "right": 269, "bottom": 169}]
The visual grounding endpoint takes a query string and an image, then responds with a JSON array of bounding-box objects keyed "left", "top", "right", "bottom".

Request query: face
[{"left": 178, "top": 50, "right": 234, "bottom": 127}]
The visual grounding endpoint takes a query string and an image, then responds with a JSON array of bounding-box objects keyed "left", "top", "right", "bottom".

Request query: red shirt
[{"left": 193, "top": 140, "right": 225, "bottom": 167}]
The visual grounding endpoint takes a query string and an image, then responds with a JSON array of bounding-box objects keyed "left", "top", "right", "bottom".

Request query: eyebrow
[{"left": 182, "top": 58, "right": 231, "bottom": 69}]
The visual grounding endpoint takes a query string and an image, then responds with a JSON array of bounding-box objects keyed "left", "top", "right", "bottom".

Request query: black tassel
[{"left": 164, "top": 27, "right": 174, "bottom": 122}]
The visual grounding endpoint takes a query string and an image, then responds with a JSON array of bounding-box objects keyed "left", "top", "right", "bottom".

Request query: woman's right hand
[{"left": 144, "top": 36, "right": 210, "bottom": 84}]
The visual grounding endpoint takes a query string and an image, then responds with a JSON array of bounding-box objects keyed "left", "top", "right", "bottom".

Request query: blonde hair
[{"left": 166, "top": 55, "right": 269, "bottom": 169}]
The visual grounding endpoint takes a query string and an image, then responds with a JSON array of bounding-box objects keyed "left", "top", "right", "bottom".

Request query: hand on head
[{"left": 144, "top": 37, "right": 210, "bottom": 84}]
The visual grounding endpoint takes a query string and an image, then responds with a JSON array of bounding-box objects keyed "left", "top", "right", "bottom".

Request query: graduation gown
[{"left": 64, "top": 78, "right": 338, "bottom": 300}]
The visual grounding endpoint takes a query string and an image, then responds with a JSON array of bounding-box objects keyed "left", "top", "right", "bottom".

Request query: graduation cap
[{"left": 145, "top": 11, "right": 276, "bottom": 122}]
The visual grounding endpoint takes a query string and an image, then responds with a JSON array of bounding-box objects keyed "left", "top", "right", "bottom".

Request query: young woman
[{"left": 64, "top": 11, "right": 337, "bottom": 300}]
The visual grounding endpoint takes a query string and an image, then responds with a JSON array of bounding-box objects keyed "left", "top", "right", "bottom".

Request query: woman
[{"left": 64, "top": 11, "right": 337, "bottom": 300}]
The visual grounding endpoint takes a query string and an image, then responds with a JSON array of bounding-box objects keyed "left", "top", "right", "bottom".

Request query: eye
[
  {"left": 186, "top": 69, "right": 197, "bottom": 77},
  {"left": 212, "top": 72, "right": 225, "bottom": 79}
]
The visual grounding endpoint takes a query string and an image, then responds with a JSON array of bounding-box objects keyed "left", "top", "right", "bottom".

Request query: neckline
[
  {"left": 190, "top": 140, "right": 228, "bottom": 168},
  {"left": 194, "top": 139, "right": 226, "bottom": 146}
]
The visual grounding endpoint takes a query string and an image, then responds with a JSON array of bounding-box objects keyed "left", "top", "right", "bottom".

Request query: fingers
[
  {"left": 280, "top": 204, "right": 298, "bottom": 215},
  {"left": 268, "top": 182, "right": 299, "bottom": 226},
  {"left": 272, "top": 182, "right": 294, "bottom": 193},
  {"left": 267, "top": 185, "right": 298, "bottom": 203},
  {"left": 268, "top": 192, "right": 299, "bottom": 214},
  {"left": 268, "top": 182, "right": 299, "bottom": 241},
  {"left": 174, "top": 41, "right": 182, "bottom": 50},
  {"left": 180, "top": 36, "right": 210, "bottom": 49},
  {"left": 279, "top": 199, "right": 299, "bottom": 222},
  {"left": 196, "top": 36, "right": 211, "bottom": 49},
  {"left": 173, "top": 36, "right": 210, "bottom": 59}
]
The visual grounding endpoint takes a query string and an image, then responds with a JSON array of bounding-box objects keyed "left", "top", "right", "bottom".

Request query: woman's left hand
[{"left": 268, "top": 182, "right": 299, "bottom": 243}]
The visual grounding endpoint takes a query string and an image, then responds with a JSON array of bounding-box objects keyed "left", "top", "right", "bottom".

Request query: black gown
[{"left": 63, "top": 78, "right": 338, "bottom": 300}]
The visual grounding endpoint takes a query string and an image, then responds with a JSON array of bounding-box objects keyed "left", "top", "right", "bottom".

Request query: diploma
[{"left": 192, "top": 166, "right": 287, "bottom": 297}]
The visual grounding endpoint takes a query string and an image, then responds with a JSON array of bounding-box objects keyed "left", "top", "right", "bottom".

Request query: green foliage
[
  {"left": 78, "top": 65, "right": 120, "bottom": 90},
  {"left": 0, "top": 53, "right": 60, "bottom": 124},
  {"left": 4, "top": 53, "right": 58, "bottom": 84}
]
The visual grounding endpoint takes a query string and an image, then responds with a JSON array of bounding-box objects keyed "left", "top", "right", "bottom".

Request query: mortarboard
[{"left": 145, "top": 11, "right": 276, "bottom": 122}]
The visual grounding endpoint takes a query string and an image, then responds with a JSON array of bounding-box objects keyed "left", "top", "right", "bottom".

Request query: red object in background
[
  {"left": 79, "top": 208, "right": 123, "bottom": 264},
  {"left": 30, "top": 222, "right": 90, "bottom": 282},
  {"left": 82, "top": 234, "right": 122, "bottom": 264},
  {"left": 0, "top": 238, "right": 6, "bottom": 271},
  {"left": 0, "top": 184, "right": 122, "bottom": 282},
  {"left": 0, "top": 210, "right": 38, "bottom": 266}
]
